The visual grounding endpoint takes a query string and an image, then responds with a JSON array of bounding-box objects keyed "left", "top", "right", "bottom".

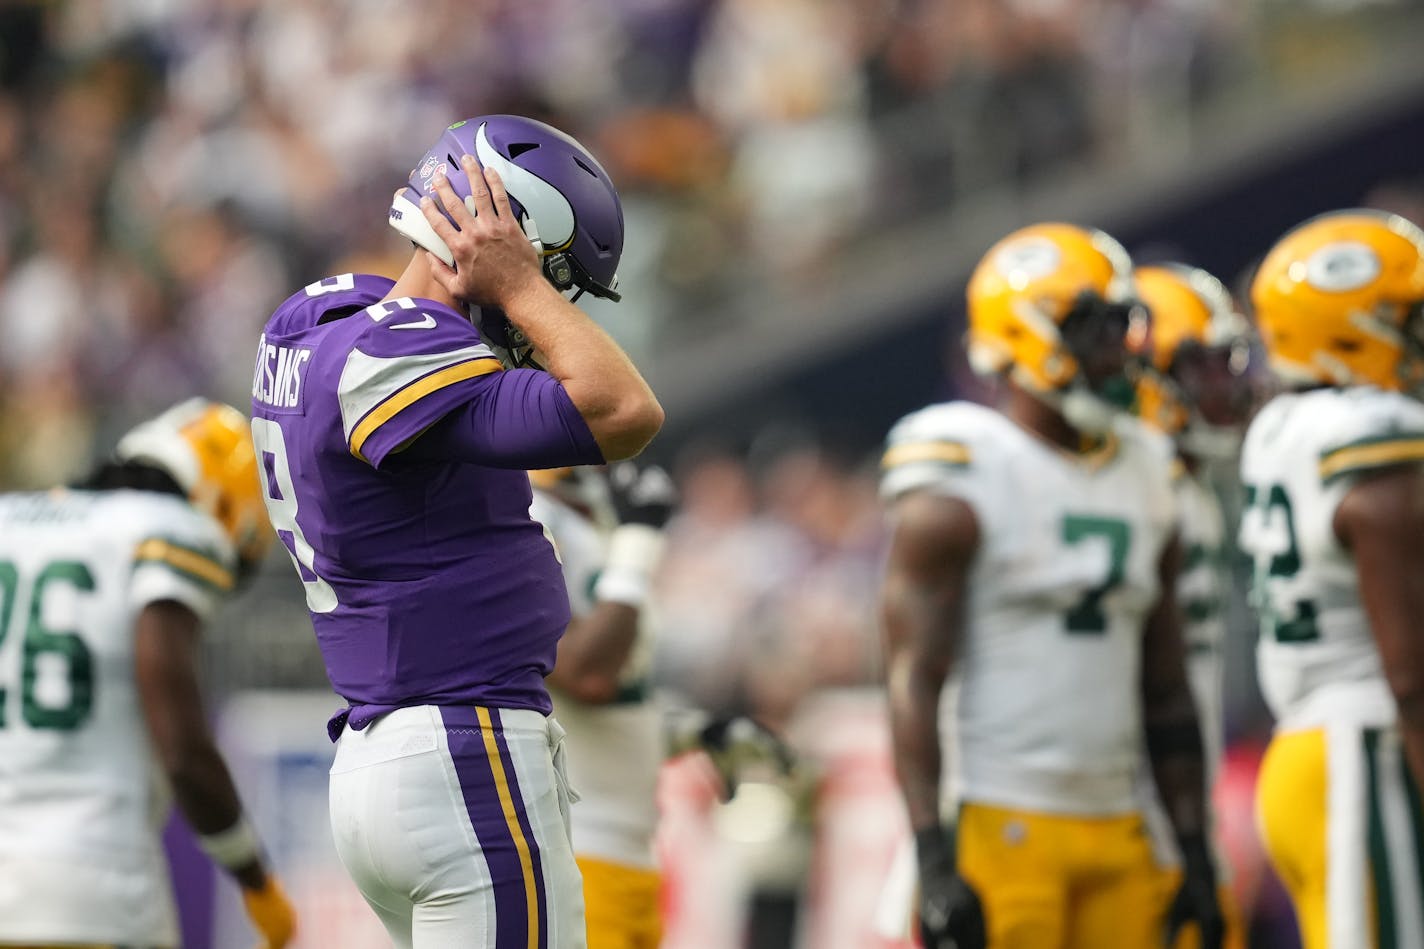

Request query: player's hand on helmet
[
  {"left": 606, "top": 461, "right": 678, "bottom": 529},
  {"left": 420, "top": 156, "right": 541, "bottom": 309},
  {"left": 1164, "top": 835, "right": 1225, "bottom": 949},
  {"left": 241, "top": 873, "right": 297, "bottom": 949},
  {"left": 916, "top": 826, "right": 987, "bottom": 949}
]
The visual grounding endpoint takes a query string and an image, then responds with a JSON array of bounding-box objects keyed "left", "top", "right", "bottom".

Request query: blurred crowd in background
[
  {"left": 0, "top": 0, "right": 1417, "bottom": 488},
  {"left": 2, "top": 1, "right": 1422, "bottom": 944}
]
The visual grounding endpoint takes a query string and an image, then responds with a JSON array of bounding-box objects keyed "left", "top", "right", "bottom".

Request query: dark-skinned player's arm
[
  {"left": 547, "top": 601, "right": 641, "bottom": 705},
  {"left": 880, "top": 489, "right": 986, "bottom": 949},
  {"left": 1335, "top": 464, "right": 1424, "bottom": 786},
  {"left": 1141, "top": 532, "right": 1224, "bottom": 949},
  {"left": 135, "top": 601, "right": 296, "bottom": 949}
]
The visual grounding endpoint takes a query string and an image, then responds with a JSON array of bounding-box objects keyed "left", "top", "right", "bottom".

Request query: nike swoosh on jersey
[{"left": 390, "top": 313, "right": 438, "bottom": 330}]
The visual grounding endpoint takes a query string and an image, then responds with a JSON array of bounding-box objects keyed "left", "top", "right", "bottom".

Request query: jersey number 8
[{"left": 250, "top": 418, "right": 338, "bottom": 613}]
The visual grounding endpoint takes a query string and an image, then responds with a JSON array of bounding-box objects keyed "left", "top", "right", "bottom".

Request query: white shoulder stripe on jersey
[{"left": 337, "top": 344, "right": 498, "bottom": 441}]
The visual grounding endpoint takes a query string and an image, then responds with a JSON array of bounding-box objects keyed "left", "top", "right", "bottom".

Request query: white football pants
[{"left": 329, "top": 705, "right": 585, "bottom": 949}]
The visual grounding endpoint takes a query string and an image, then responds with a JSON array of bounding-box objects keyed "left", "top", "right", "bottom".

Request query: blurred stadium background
[{"left": 2, "top": 0, "right": 1423, "bottom": 946}]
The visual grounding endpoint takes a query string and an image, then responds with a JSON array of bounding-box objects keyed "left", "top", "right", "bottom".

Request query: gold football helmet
[
  {"left": 117, "top": 399, "right": 272, "bottom": 573},
  {"left": 967, "top": 222, "right": 1147, "bottom": 431},
  {"left": 1251, "top": 209, "right": 1424, "bottom": 393},
  {"left": 1135, "top": 263, "right": 1254, "bottom": 458}
]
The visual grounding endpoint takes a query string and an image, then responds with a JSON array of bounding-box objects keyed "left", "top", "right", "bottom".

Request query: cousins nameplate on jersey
[{"left": 252, "top": 333, "right": 312, "bottom": 414}]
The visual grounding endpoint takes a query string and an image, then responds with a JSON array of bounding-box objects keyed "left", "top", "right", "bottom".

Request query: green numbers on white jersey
[
  {"left": 1062, "top": 514, "right": 1132, "bottom": 634},
  {"left": 0, "top": 560, "right": 15, "bottom": 724},
  {"left": 1243, "top": 481, "right": 1320, "bottom": 644},
  {"left": 0, "top": 559, "right": 97, "bottom": 730}
]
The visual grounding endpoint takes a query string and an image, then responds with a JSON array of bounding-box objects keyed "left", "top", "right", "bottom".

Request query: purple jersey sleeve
[
  {"left": 400, "top": 368, "right": 604, "bottom": 469},
  {"left": 335, "top": 297, "right": 505, "bottom": 468}
]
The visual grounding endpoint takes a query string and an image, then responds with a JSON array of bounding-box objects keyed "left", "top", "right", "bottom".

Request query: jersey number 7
[{"left": 1062, "top": 515, "right": 1131, "bottom": 634}]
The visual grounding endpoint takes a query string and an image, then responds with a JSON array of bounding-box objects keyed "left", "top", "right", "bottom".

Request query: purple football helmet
[{"left": 389, "top": 115, "right": 624, "bottom": 305}]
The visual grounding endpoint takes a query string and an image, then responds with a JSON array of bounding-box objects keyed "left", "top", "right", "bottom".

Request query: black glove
[
  {"left": 1164, "top": 835, "right": 1225, "bottom": 949},
  {"left": 916, "top": 825, "right": 987, "bottom": 949},
  {"left": 697, "top": 715, "right": 795, "bottom": 800},
  {"left": 606, "top": 461, "right": 678, "bottom": 529}
]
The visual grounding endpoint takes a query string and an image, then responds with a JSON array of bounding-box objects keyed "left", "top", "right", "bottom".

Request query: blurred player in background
[
  {"left": 249, "top": 114, "right": 661, "bottom": 948},
  {"left": 532, "top": 461, "right": 676, "bottom": 949},
  {"left": 1241, "top": 209, "right": 1424, "bottom": 949},
  {"left": 532, "top": 462, "right": 795, "bottom": 949},
  {"left": 880, "top": 223, "right": 1223, "bottom": 949},
  {"left": 1135, "top": 263, "right": 1255, "bottom": 949},
  {"left": 0, "top": 399, "right": 295, "bottom": 949}
]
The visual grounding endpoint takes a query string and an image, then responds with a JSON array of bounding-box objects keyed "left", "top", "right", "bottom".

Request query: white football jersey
[
  {"left": 882, "top": 402, "right": 1177, "bottom": 816},
  {"left": 0, "top": 488, "right": 235, "bottom": 946},
  {"left": 532, "top": 489, "right": 662, "bottom": 870},
  {"left": 1175, "top": 465, "right": 1229, "bottom": 777},
  {"left": 1239, "top": 386, "right": 1424, "bottom": 732}
]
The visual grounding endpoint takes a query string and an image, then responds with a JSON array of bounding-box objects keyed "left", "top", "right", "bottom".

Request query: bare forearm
[
  {"left": 1140, "top": 533, "right": 1208, "bottom": 838},
  {"left": 1337, "top": 471, "right": 1424, "bottom": 787},
  {"left": 888, "top": 663, "right": 945, "bottom": 831},
  {"left": 168, "top": 743, "right": 245, "bottom": 834},
  {"left": 1145, "top": 687, "right": 1210, "bottom": 840},
  {"left": 501, "top": 279, "right": 661, "bottom": 458},
  {"left": 134, "top": 603, "right": 265, "bottom": 887},
  {"left": 879, "top": 492, "right": 976, "bottom": 832},
  {"left": 549, "top": 603, "right": 640, "bottom": 705}
]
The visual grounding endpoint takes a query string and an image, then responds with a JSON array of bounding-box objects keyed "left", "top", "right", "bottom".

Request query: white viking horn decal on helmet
[{"left": 474, "top": 123, "right": 577, "bottom": 251}]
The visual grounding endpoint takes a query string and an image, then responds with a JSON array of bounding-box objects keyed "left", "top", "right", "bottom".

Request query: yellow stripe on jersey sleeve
[
  {"left": 348, "top": 357, "right": 504, "bottom": 462},
  {"left": 880, "top": 440, "right": 972, "bottom": 470},
  {"left": 1318, "top": 435, "right": 1424, "bottom": 484},
  {"left": 134, "top": 538, "right": 235, "bottom": 593}
]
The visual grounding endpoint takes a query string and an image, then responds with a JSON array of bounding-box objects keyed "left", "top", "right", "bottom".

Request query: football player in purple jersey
[{"left": 249, "top": 115, "right": 662, "bottom": 949}]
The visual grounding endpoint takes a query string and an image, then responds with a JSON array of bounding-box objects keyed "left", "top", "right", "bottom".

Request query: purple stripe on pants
[
  {"left": 440, "top": 705, "right": 540, "bottom": 948},
  {"left": 489, "top": 706, "right": 549, "bottom": 949}
]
